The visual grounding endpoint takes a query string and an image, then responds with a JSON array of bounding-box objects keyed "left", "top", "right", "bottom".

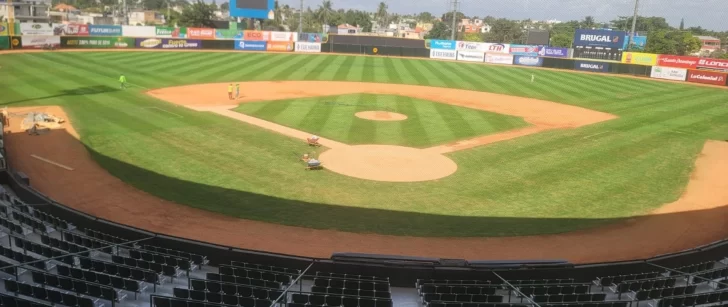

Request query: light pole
[
  {"left": 628, "top": 0, "right": 639, "bottom": 50},
  {"left": 449, "top": 0, "right": 458, "bottom": 41}
]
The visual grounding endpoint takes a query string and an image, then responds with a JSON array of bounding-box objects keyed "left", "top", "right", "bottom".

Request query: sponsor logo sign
[
  {"left": 215, "top": 29, "right": 244, "bottom": 39},
  {"left": 298, "top": 33, "right": 324, "bottom": 42},
  {"left": 270, "top": 31, "right": 296, "bottom": 42},
  {"left": 456, "top": 51, "right": 485, "bottom": 62},
  {"left": 428, "top": 39, "right": 457, "bottom": 50},
  {"left": 697, "top": 58, "right": 728, "bottom": 72},
  {"left": 234, "top": 40, "right": 267, "bottom": 51},
  {"left": 456, "top": 41, "right": 487, "bottom": 52},
  {"left": 509, "top": 44, "right": 540, "bottom": 56},
  {"left": 20, "top": 23, "right": 55, "bottom": 35},
  {"left": 650, "top": 66, "right": 687, "bottom": 81},
  {"left": 56, "top": 24, "right": 89, "bottom": 36},
  {"left": 294, "top": 42, "right": 321, "bottom": 53},
  {"left": 135, "top": 38, "right": 201, "bottom": 49},
  {"left": 573, "top": 29, "right": 626, "bottom": 49},
  {"left": 65, "top": 37, "right": 133, "bottom": 48},
  {"left": 539, "top": 47, "right": 569, "bottom": 58},
  {"left": 243, "top": 31, "right": 271, "bottom": 41},
  {"left": 485, "top": 53, "right": 513, "bottom": 65},
  {"left": 0, "top": 22, "right": 7, "bottom": 36},
  {"left": 267, "top": 41, "right": 294, "bottom": 52},
  {"left": 574, "top": 60, "right": 610, "bottom": 72},
  {"left": 20, "top": 36, "right": 61, "bottom": 49},
  {"left": 514, "top": 55, "right": 543, "bottom": 67},
  {"left": 89, "top": 25, "right": 122, "bottom": 36},
  {"left": 156, "top": 27, "right": 187, "bottom": 38},
  {"left": 187, "top": 28, "right": 215, "bottom": 39},
  {"left": 657, "top": 55, "right": 698, "bottom": 69},
  {"left": 623, "top": 35, "right": 647, "bottom": 50},
  {"left": 429, "top": 49, "right": 457, "bottom": 60},
  {"left": 621, "top": 52, "right": 658, "bottom": 66},
  {"left": 122, "top": 25, "right": 156, "bottom": 37},
  {"left": 484, "top": 43, "right": 510, "bottom": 53},
  {"left": 686, "top": 69, "right": 727, "bottom": 86}
]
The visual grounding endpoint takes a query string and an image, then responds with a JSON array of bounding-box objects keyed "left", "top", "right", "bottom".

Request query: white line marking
[
  {"left": 145, "top": 107, "right": 183, "bottom": 118},
  {"left": 583, "top": 131, "right": 610, "bottom": 139},
  {"left": 671, "top": 130, "right": 691, "bottom": 135},
  {"left": 31, "top": 155, "right": 74, "bottom": 171}
]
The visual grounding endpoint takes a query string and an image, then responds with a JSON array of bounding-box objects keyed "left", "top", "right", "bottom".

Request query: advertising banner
[
  {"left": 20, "top": 23, "right": 56, "bottom": 35},
  {"left": 573, "top": 29, "right": 626, "bottom": 49},
  {"left": 298, "top": 33, "right": 325, "bottom": 43},
  {"left": 0, "top": 36, "right": 9, "bottom": 50},
  {"left": 456, "top": 51, "right": 485, "bottom": 62},
  {"left": 10, "top": 36, "right": 22, "bottom": 49},
  {"left": 136, "top": 38, "right": 201, "bottom": 49},
  {"left": 234, "top": 40, "right": 267, "bottom": 51},
  {"left": 294, "top": 42, "right": 321, "bottom": 53},
  {"left": 267, "top": 41, "right": 294, "bottom": 52},
  {"left": 621, "top": 52, "right": 658, "bottom": 66},
  {"left": 539, "top": 47, "right": 569, "bottom": 58},
  {"left": 156, "top": 27, "right": 187, "bottom": 38},
  {"left": 243, "top": 31, "right": 271, "bottom": 41},
  {"left": 122, "top": 25, "right": 156, "bottom": 37},
  {"left": 214, "top": 29, "right": 244, "bottom": 39},
  {"left": 650, "top": 66, "right": 687, "bottom": 81},
  {"left": 270, "top": 31, "right": 296, "bottom": 42},
  {"left": 485, "top": 53, "right": 513, "bottom": 65},
  {"left": 428, "top": 39, "right": 457, "bottom": 50},
  {"left": 54, "top": 24, "right": 89, "bottom": 36},
  {"left": 483, "top": 43, "right": 510, "bottom": 53},
  {"left": 187, "top": 28, "right": 215, "bottom": 39},
  {"left": 0, "top": 22, "right": 9, "bottom": 36},
  {"left": 657, "top": 55, "right": 698, "bottom": 69},
  {"left": 456, "top": 41, "right": 487, "bottom": 52},
  {"left": 697, "top": 58, "right": 728, "bottom": 72},
  {"left": 89, "top": 25, "right": 122, "bottom": 36},
  {"left": 623, "top": 35, "right": 647, "bottom": 50},
  {"left": 574, "top": 60, "right": 610, "bottom": 72},
  {"left": 509, "top": 44, "right": 540, "bottom": 56},
  {"left": 20, "top": 36, "right": 61, "bottom": 49},
  {"left": 514, "top": 55, "right": 543, "bottom": 67},
  {"left": 686, "top": 69, "right": 727, "bottom": 86},
  {"left": 429, "top": 49, "right": 457, "bottom": 60},
  {"left": 65, "top": 37, "right": 134, "bottom": 48}
]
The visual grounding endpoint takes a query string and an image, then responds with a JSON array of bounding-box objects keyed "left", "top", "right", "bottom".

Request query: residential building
[
  {"left": 337, "top": 23, "right": 360, "bottom": 35},
  {"left": 0, "top": 0, "right": 51, "bottom": 23},
  {"left": 480, "top": 24, "right": 491, "bottom": 33},
  {"left": 128, "top": 10, "right": 165, "bottom": 25},
  {"left": 694, "top": 36, "right": 721, "bottom": 55}
]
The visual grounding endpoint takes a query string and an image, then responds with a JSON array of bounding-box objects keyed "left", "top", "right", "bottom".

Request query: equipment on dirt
[
  {"left": 307, "top": 135, "right": 321, "bottom": 147},
  {"left": 301, "top": 153, "right": 323, "bottom": 170},
  {"left": 21, "top": 112, "right": 65, "bottom": 135}
]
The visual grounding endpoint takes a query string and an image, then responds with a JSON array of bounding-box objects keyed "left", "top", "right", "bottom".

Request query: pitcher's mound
[
  {"left": 355, "top": 111, "right": 407, "bottom": 121},
  {"left": 319, "top": 145, "right": 457, "bottom": 182}
]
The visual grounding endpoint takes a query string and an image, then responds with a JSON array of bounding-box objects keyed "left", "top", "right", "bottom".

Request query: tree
[
  {"left": 668, "top": 31, "right": 701, "bottom": 55},
  {"left": 679, "top": 18, "right": 684, "bottom": 30},
  {"left": 316, "top": 0, "right": 334, "bottom": 27},
  {"left": 417, "top": 12, "right": 433, "bottom": 23},
  {"left": 581, "top": 16, "right": 595, "bottom": 29},
  {"left": 441, "top": 11, "right": 465, "bottom": 26},
  {"left": 424, "top": 21, "right": 450, "bottom": 40},
  {"left": 220, "top": 2, "right": 228, "bottom": 12},
  {"left": 550, "top": 33, "right": 572, "bottom": 48},
  {"left": 709, "top": 50, "right": 728, "bottom": 59},
  {"left": 210, "top": 0, "right": 217, "bottom": 10},
  {"left": 645, "top": 30, "right": 701, "bottom": 56},
  {"left": 610, "top": 16, "right": 672, "bottom": 32},
  {"left": 460, "top": 32, "right": 482, "bottom": 42},
  {"left": 375, "top": 2, "right": 387, "bottom": 29},
  {"left": 484, "top": 18, "right": 523, "bottom": 43},
  {"left": 179, "top": 0, "right": 215, "bottom": 27}
]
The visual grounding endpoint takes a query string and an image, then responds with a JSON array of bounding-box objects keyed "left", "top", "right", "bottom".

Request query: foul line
[
  {"left": 145, "top": 107, "right": 183, "bottom": 118},
  {"left": 30, "top": 155, "right": 74, "bottom": 171},
  {"left": 583, "top": 131, "right": 611, "bottom": 139}
]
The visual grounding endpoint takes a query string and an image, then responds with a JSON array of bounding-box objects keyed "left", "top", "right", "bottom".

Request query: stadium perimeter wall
[{"left": 2, "top": 169, "right": 728, "bottom": 286}]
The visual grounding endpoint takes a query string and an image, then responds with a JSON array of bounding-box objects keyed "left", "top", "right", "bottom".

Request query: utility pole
[
  {"left": 449, "top": 0, "right": 459, "bottom": 41},
  {"left": 298, "top": 0, "right": 302, "bottom": 32},
  {"left": 628, "top": 0, "right": 639, "bottom": 50}
]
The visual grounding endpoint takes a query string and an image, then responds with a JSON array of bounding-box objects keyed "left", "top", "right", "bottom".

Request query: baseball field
[{"left": 1, "top": 50, "right": 728, "bottom": 260}]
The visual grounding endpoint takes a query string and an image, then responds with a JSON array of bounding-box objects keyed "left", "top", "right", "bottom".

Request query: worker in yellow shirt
[
  {"left": 227, "top": 84, "right": 233, "bottom": 100},
  {"left": 119, "top": 74, "right": 127, "bottom": 89}
]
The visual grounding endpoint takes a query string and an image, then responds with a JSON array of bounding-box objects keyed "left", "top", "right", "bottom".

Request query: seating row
[
  {"left": 206, "top": 273, "right": 281, "bottom": 289},
  {"left": 518, "top": 285, "right": 591, "bottom": 296},
  {"left": 0, "top": 243, "right": 50, "bottom": 271},
  {"left": 79, "top": 256, "right": 161, "bottom": 284},
  {"left": 316, "top": 272, "right": 389, "bottom": 282},
  {"left": 595, "top": 272, "right": 661, "bottom": 287},
  {"left": 40, "top": 234, "right": 95, "bottom": 256},
  {"left": 0, "top": 258, "right": 17, "bottom": 275},
  {"left": 153, "top": 295, "right": 267, "bottom": 307},
  {"left": 144, "top": 245, "right": 208, "bottom": 266},
  {"left": 27, "top": 270, "right": 124, "bottom": 302},
  {"left": 12, "top": 236, "right": 75, "bottom": 266},
  {"left": 419, "top": 285, "right": 498, "bottom": 295},
  {"left": 4, "top": 278, "right": 96, "bottom": 307},
  {"left": 0, "top": 217, "right": 25, "bottom": 235},
  {"left": 418, "top": 280, "right": 491, "bottom": 287},
  {"left": 313, "top": 278, "right": 389, "bottom": 292},
  {"left": 0, "top": 292, "right": 52, "bottom": 307},
  {"left": 11, "top": 211, "right": 48, "bottom": 233},
  {"left": 613, "top": 278, "right": 678, "bottom": 293},
  {"left": 128, "top": 248, "right": 195, "bottom": 271},
  {"left": 190, "top": 279, "right": 282, "bottom": 298},
  {"left": 655, "top": 290, "right": 728, "bottom": 307},
  {"left": 230, "top": 261, "right": 298, "bottom": 275},
  {"left": 530, "top": 293, "right": 608, "bottom": 303},
  {"left": 111, "top": 254, "right": 185, "bottom": 276},
  {"left": 669, "top": 261, "right": 715, "bottom": 275},
  {"left": 56, "top": 264, "right": 145, "bottom": 298},
  {"left": 426, "top": 303, "right": 532, "bottom": 307},
  {"left": 628, "top": 285, "right": 697, "bottom": 301},
  {"left": 692, "top": 267, "right": 728, "bottom": 283},
  {"left": 174, "top": 287, "right": 282, "bottom": 302},
  {"left": 310, "top": 286, "right": 392, "bottom": 299},
  {"left": 83, "top": 229, "right": 127, "bottom": 245},
  {"left": 32, "top": 209, "right": 72, "bottom": 230},
  {"left": 509, "top": 279, "right": 575, "bottom": 286},
  {"left": 421, "top": 294, "right": 504, "bottom": 303},
  {"left": 291, "top": 293, "right": 393, "bottom": 307},
  {"left": 219, "top": 265, "right": 291, "bottom": 285},
  {"left": 62, "top": 231, "right": 117, "bottom": 254},
  {"left": 541, "top": 303, "right": 630, "bottom": 307}
]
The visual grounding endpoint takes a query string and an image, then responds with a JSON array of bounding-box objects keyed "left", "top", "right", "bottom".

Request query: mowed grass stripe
[
  {"left": 140, "top": 53, "right": 207, "bottom": 75},
  {"left": 257, "top": 54, "right": 315, "bottom": 80},
  {"left": 300, "top": 54, "right": 342, "bottom": 80},
  {"left": 346, "top": 94, "right": 377, "bottom": 144},
  {"left": 268, "top": 54, "right": 317, "bottom": 80},
  {"left": 426, "top": 61, "right": 484, "bottom": 91},
  {"left": 333, "top": 56, "right": 357, "bottom": 80},
  {"left": 170, "top": 53, "right": 243, "bottom": 77},
  {"left": 215, "top": 54, "right": 274, "bottom": 81},
  {"left": 399, "top": 58, "right": 430, "bottom": 85},
  {"left": 417, "top": 60, "right": 461, "bottom": 88},
  {"left": 396, "top": 96, "right": 431, "bottom": 146},
  {"left": 382, "top": 58, "right": 402, "bottom": 84},
  {"left": 42, "top": 53, "right": 179, "bottom": 87},
  {"left": 296, "top": 95, "right": 339, "bottom": 133},
  {"left": 451, "top": 62, "right": 510, "bottom": 93},
  {"left": 319, "top": 96, "right": 358, "bottom": 139},
  {"left": 360, "top": 56, "right": 376, "bottom": 83}
]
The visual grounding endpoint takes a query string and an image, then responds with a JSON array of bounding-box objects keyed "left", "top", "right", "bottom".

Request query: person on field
[
  {"left": 531, "top": 74, "right": 535, "bottom": 83},
  {"left": 228, "top": 84, "right": 233, "bottom": 100},
  {"left": 119, "top": 74, "right": 127, "bottom": 89},
  {"left": 235, "top": 83, "right": 240, "bottom": 99}
]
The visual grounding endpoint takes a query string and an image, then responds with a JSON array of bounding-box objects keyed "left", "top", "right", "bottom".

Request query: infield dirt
[{"left": 4, "top": 79, "right": 728, "bottom": 262}]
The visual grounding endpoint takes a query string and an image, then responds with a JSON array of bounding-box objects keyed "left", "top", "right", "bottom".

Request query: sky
[{"left": 276, "top": 0, "right": 728, "bottom": 31}]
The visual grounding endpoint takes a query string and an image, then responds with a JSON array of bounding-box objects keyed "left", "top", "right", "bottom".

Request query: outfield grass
[
  {"left": 234, "top": 94, "right": 529, "bottom": 147},
  {"left": 1, "top": 51, "right": 727, "bottom": 236}
]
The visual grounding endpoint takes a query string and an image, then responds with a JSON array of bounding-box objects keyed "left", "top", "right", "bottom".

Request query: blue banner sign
[
  {"left": 89, "top": 25, "right": 122, "bottom": 36},
  {"left": 514, "top": 55, "right": 543, "bottom": 67},
  {"left": 234, "top": 40, "right": 267, "bottom": 51},
  {"left": 573, "top": 29, "right": 627, "bottom": 49},
  {"left": 428, "top": 39, "right": 457, "bottom": 50},
  {"left": 574, "top": 60, "right": 610, "bottom": 72},
  {"left": 539, "top": 47, "right": 569, "bottom": 58}
]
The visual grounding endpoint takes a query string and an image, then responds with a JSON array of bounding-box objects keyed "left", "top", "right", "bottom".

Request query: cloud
[{"left": 275, "top": 0, "right": 727, "bottom": 31}]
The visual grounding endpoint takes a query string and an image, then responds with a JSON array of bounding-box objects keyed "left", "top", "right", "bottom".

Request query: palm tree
[
  {"left": 375, "top": 2, "right": 387, "bottom": 29},
  {"left": 273, "top": 0, "right": 282, "bottom": 26},
  {"left": 582, "top": 16, "right": 595, "bottom": 29},
  {"left": 316, "top": 0, "right": 333, "bottom": 27}
]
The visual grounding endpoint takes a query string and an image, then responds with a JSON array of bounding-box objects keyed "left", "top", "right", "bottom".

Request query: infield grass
[
  {"left": 234, "top": 94, "right": 529, "bottom": 147},
  {"left": 1, "top": 51, "right": 727, "bottom": 236}
]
